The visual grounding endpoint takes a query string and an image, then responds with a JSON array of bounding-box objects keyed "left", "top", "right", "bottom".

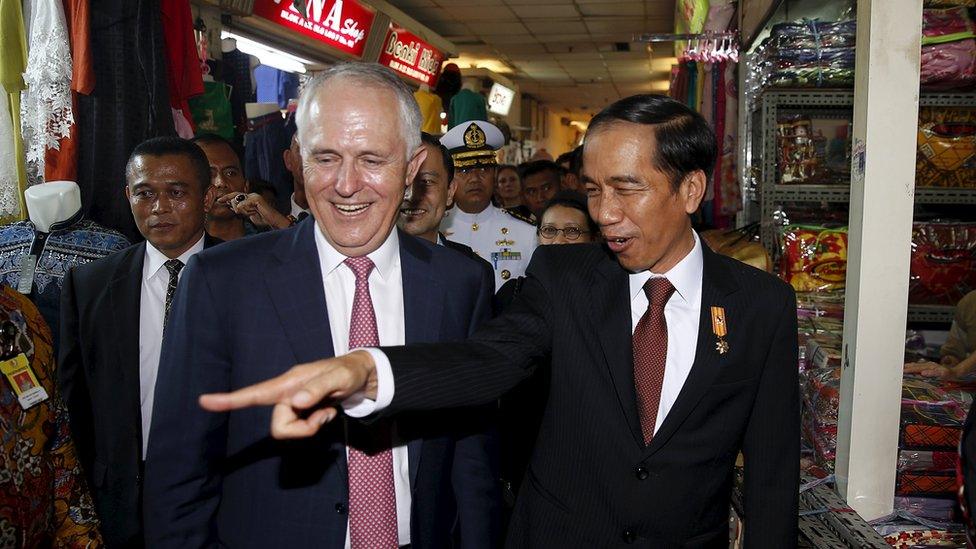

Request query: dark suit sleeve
[
  {"left": 383, "top": 248, "right": 556, "bottom": 414},
  {"left": 143, "top": 255, "right": 231, "bottom": 548},
  {"left": 742, "top": 287, "right": 799, "bottom": 548},
  {"left": 450, "top": 263, "right": 502, "bottom": 548},
  {"left": 57, "top": 267, "right": 95, "bottom": 476}
]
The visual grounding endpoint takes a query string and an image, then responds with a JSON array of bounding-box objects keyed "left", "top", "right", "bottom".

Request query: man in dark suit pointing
[{"left": 203, "top": 94, "right": 800, "bottom": 548}]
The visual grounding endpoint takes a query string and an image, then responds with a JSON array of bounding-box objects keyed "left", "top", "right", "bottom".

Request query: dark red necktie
[
  {"left": 343, "top": 256, "right": 398, "bottom": 549},
  {"left": 632, "top": 277, "right": 675, "bottom": 445}
]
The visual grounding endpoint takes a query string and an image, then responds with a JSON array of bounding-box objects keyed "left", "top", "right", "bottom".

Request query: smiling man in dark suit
[
  {"left": 144, "top": 63, "right": 499, "bottom": 549},
  {"left": 203, "top": 94, "right": 800, "bottom": 548},
  {"left": 58, "top": 136, "right": 221, "bottom": 547}
]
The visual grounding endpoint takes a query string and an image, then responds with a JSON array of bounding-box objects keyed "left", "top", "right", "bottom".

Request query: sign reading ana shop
[
  {"left": 252, "top": 0, "right": 374, "bottom": 58},
  {"left": 377, "top": 25, "right": 444, "bottom": 87}
]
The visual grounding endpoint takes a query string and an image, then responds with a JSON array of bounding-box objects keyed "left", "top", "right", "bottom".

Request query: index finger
[{"left": 200, "top": 373, "right": 302, "bottom": 412}]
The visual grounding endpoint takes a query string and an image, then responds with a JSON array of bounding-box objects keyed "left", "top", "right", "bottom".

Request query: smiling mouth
[
  {"left": 400, "top": 208, "right": 427, "bottom": 217},
  {"left": 333, "top": 203, "right": 370, "bottom": 215}
]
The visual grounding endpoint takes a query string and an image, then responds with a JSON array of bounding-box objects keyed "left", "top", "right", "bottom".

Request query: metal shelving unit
[{"left": 751, "top": 90, "right": 976, "bottom": 324}]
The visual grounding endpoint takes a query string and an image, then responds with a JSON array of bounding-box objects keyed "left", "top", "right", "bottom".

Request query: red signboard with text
[
  {"left": 377, "top": 24, "right": 444, "bottom": 87},
  {"left": 252, "top": 0, "right": 375, "bottom": 58}
]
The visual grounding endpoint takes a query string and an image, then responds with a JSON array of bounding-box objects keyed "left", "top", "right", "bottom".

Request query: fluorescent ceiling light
[
  {"left": 221, "top": 30, "right": 314, "bottom": 74},
  {"left": 452, "top": 55, "right": 513, "bottom": 74}
]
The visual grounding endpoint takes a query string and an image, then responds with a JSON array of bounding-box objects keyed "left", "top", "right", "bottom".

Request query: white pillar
[{"left": 834, "top": 0, "right": 923, "bottom": 520}]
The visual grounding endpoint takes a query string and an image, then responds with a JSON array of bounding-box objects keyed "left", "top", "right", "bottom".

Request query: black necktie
[
  {"left": 297, "top": 211, "right": 309, "bottom": 222},
  {"left": 163, "top": 259, "right": 184, "bottom": 330}
]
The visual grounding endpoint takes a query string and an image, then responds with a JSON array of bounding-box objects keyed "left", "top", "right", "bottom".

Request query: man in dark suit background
[
  {"left": 144, "top": 63, "right": 499, "bottom": 548},
  {"left": 58, "top": 136, "right": 221, "bottom": 547},
  {"left": 204, "top": 93, "right": 800, "bottom": 548}
]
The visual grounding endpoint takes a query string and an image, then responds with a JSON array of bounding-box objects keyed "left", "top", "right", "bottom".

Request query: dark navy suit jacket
[{"left": 143, "top": 220, "right": 500, "bottom": 548}]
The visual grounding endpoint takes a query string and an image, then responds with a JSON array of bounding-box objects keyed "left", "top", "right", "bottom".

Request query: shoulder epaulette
[{"left": 503, "top": 208, "right": 536, "bottom": 225}]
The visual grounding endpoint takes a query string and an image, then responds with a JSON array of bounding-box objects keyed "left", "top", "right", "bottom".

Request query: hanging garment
[
  {"left": 0, "top": 211, "right": 129, "bottom": 351},
  {"left": 172, "top": 108, "right": 194, "bottom": 139},
  {"left": 76, "top": 0, "right": 175, "bottom": 243},
  {"left": 0, "top": 88, "right": 19, "bottom": 220},
  {"left": 254, "top": 65, "right": 299, "bottom": 109},
  {"left": 244, "top": 112, "right": 294, "bottom": 214},
  {"left": 160, "top": 0, "right": 204, "bottom": 129},
  {"left": 448, "top": 88, "right": 487, "bottom": 129},
  {"left": 0, "top": 285, "right": 102, "bottom": 547},
  {"left": 711, "top": 61, "right": 727, "bottom": 225},
  {"left": 220, "top": 47, "right": 255, "bottom": 139},
  {"left": 44, "top": 0, "right": 95, "bottom": 183},
  {"left": 686, "top": 61, "right": 697, "bottom": 108},
  {"left": 719, "top": 61, "right": 741, "bottom": 217},
  {"left": 188, "top": 80, "right": 234, "bottom": 139},
  {"left": 414, "top": 88, "right": 444, "bottom": 135},
  {"left": 0, "top": 0, "right": 28, "bottom": 220},
  {"left": 21, "top": 0, "right": 74, "bottom": 186}
]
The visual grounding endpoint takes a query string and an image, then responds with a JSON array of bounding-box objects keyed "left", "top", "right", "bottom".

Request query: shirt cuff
[{"left": 341, "top": 348, "right": 395, "bottom": 418}]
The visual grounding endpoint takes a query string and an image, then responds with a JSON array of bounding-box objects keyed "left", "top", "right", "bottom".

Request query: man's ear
[
  {"left": 406, "top": 145, "right": 428, "bottom": 189},
  {"left": 203, "top": 185, "right": 217, "bottom": 215},
  {"left": 446, "top": 178, "right": 458, "bottom": 208},
  {"left": 679, "top": 170, "right": 707, "bottom": 214}
]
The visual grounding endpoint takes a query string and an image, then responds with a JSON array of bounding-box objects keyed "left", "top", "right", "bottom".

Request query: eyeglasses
[{"left": 538, "top": 225, "right": 589, "bottom": 240}]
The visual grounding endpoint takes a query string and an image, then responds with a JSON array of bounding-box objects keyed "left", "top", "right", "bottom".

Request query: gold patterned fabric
[{"left": 0, "top": 286, "right": 102, "bottom": 547}]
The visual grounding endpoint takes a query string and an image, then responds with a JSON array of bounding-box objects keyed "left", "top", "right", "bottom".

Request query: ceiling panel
[
  {"left": 578, "top": 2, "right": 645, "bottom": 16},
  {"left": 523, "top": 19, "right": 588, "bottom": 34},
  {"left": 467, "top": 21, "right": 530, "bottom": 34},
  {"left": 510, "top": 4, "right": 580, "bottom": 18},
  {"left": 442, "top": 5, "right": 517, "bottom": 19}
]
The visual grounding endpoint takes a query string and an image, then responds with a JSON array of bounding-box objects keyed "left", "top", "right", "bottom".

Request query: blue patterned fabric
[{"left": 0, "top": 217, "right": 130, "bottom": 350}]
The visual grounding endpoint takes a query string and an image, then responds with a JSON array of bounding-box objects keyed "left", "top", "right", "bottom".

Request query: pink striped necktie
[{"left": 344, "top": 256, "right": 398, "bottom": 549}]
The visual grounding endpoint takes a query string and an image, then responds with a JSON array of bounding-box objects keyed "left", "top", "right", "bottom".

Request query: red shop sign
[
  {"left": 377, "top": 24, "right": 444, "bottom": 87},
  {"left": 252, "top": 0, "right": 375, "bottom": 58}
]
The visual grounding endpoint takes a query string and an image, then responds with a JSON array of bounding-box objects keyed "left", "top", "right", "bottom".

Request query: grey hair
[{"left": 295, "top": 62, "right": 422, "bottom": 157}]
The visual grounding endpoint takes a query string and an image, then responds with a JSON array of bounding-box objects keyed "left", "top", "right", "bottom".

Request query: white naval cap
[{"left": 440, "top": 120, "right": 504, "bottom": 169}]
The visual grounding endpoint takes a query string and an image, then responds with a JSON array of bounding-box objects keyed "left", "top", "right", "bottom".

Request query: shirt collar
[
  {"left": 629, "top": 231, "right": 703, "bottom": 305},
  {"left": 314, "top": 222, "right": 400, "bottom": 282},
  {"left": 144, "top": 233, "right": 206, "bottom": 282},
  {"left": 289, "top": 193, "right": 307, "bottom": 218}
]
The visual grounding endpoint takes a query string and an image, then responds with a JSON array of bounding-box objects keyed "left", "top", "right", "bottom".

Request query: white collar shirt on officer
[{"left": 440, "top": 204, "right": 538, "bottom": 291}]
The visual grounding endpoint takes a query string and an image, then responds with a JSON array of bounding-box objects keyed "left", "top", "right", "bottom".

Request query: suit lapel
[
  {"left": 589, "top": 250, "right": 645, "bottom": 448},
  {"left": 263, "top": 221, "right": 335, "bottom": 365},
  {"left": 644, "top": 244, "right": 738, "bottom": 457},
  {"left": 109, "top": 244, "right": 145, "bottom": 444},
  {"left": 399, "top": 231, "right": 442, "bottom": 489}
]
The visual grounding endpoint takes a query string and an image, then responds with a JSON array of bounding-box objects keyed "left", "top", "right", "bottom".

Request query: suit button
[
  {"left": 335, "top": 502, "right": 347, "bottom": 515},
  {"left": 635, "top": 466, "right": 649, "bottom": 480},
  {"left": 622, "top": 529, "right": 636, "bottom": 543}
]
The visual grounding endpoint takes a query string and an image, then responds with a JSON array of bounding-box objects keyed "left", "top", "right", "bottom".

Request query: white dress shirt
[
  {"left": 628, "top": 233, "right": 703, "bottom": 434},
  {"left": 313, "top": 226, "right": 411, "bottom": 548},
  {"left": 289, "top": 193, "right": 308, "bottom": 219},
  {"left": 356, "top": 233, "right": 705, "bottom": 437},
  {"left": 139, "top": 234, "right": 205, "bottom": 456}
]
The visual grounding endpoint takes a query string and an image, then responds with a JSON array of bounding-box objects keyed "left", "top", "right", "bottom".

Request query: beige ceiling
[{"left": 385, "top": 0, "right": 677, "bottom": 118}]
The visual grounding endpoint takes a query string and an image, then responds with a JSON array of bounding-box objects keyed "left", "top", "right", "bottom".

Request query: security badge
[
  {"left": 711, "top": 307, "right": 729, "bottom": 355},
  {"left": 1, "top": 353, "right": 47, "bottom": 409}
]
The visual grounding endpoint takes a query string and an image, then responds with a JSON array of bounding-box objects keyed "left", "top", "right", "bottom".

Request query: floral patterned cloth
[{"left": 0, "top": 284, "right": 101, "bottom": 547}]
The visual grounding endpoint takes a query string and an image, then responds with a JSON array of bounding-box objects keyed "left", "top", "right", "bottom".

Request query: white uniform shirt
[
  {"left": 313, "top": 226, "right": 411, "bottom": 548},
  {"left": 139, "top": 235, "right": 205, "bottom": 456},
  {"left": 440, "top": 204, "right": 537, "bottom": 291}
]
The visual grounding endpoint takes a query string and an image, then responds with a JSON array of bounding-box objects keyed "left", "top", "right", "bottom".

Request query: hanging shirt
[
  {"left": 448, "top": 89, "right": 488, "bottom": 129},
  {"left": 254, "top": 65, "right": 299, "bottom": 109},
  {"left": 414, "top": 89, "right": 444, "bottom": 135},
  {"left": 160, "top": 0, "right": 204, "bottom": 127}
]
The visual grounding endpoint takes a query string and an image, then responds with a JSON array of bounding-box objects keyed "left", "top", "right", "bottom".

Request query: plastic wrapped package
[
  {"left": 923, "top": 7, "right": 974, "bottom": 39},
  {"left": 778, "top": 225, "right": 848, "bottom": 292},
  {"left": 796, "top": 291, "right": 846, "bottom": 320},
  {"left": 753, "top": 19, "right": 858, "bottom": 90},
  {"left": 909, "top": 222, "right": 976, "bottom": 305},
  {"left": 896, "top": 472, "right": 959, "bottom": 497},
  {"left": 777, "top": 115, "right": 852, "bottom": 185},
  {"left": 893, "top": 496, "right": 957, "bottom": 522},
  {"left": 898, "top": 450, "right": 959, "bottom": 472},
  {"left": 917, "top": 123, "right": 976, "bottom": 187},
  {"left": 921, "top": 39, "right": 976, "bottom": 91},
  {"left": 879, "top": 526, "right": 967, "bottom": 548},
  {"left": 801, "top": 367, "right": 840, "bottom": 471}
]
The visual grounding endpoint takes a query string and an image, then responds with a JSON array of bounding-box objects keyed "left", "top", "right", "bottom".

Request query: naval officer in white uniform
[{"left": 439, "top": 121, "right": 538, "bottom": 291}]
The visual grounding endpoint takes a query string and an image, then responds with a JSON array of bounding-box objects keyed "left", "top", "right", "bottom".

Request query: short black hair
[
  {"left": 125, "top": 136, "right": 211, "bottom": 191},
  {"left": 421, "top": 132, "right": 454, "bottom": 182},
  {"left": 191, "top": 133, "right": 243, "bottom": 168},
  {"left": 539, "top": 190, "right": 598, "bottom": 235},
  {"left": 518, "top": 160, "right": 561, "bottom": 183},
  {"left": 585, "top": 94, "right": 716, "bottom": 190}
]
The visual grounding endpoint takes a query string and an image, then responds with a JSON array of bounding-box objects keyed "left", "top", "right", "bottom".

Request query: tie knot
[
  {"left": 344, "top": 256, "right": 375, "bottom": 281},
  {"left": 643, "top": 277, "right": 675, "bottom": 307},
  {"left": 164, "top": 259, "right": 184, "bottom": 277}
]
